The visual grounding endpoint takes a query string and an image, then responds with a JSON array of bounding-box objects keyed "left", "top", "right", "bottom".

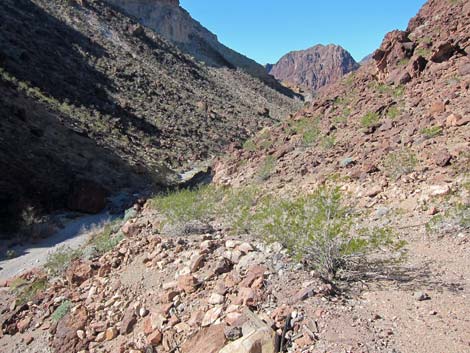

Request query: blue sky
[{"left": 180, "top": 0, "right": 427, "bottom": 64}]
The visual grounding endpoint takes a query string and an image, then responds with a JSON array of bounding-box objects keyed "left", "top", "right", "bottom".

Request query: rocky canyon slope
[
  {"left": 1, "top": 1, "right": 469, "bottom": 353},
  {"left": 268, "top": 44, "right": 359, "bottom": 92},
  {"left": 0, "top": 0, "right": 300, "bottom": 233},
  {"left": 104, "top": 0, "right": 291, "bottom": 93}
]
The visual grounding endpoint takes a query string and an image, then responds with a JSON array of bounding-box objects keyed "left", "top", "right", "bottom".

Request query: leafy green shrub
[
  {"left": 386, "top": 105, "right": 400, "bottom": 119},
  {"left": 287, "top": 117, "right": 320, "bottom": 146},
  {"left": 51, "top": 300, "right": 72, "bottom": 322},
  {"left": 415, "top": 47, "right": 432, "bottom": 58},
  {"left": 253, "top": 186, "right": 402, "bottom": 280},
  {"left": 421, "top": 126, "right": 443, "bottom": 139},
  {"left": 88, "top": 222, "right": 124, "bottom": 256},
  {"left": 382, "top": 148, "right": 418, "bottom": 179},
  {"left": 149, "top": 185, "right": 222, "bottom": 224},
  {"left": 215, "top": 186, "right": 261, "bottom": 234},
  {"left": 11, "top": 277, "right": 48, "bottom": 306},
  {"left": 243, "top": 139, "right": 257, "bottom": 152},
  {"left": 360, "top": 112, "right": 380, "bottom": 128},
  {"left": 45, "top": 246, "right": 83, "bottom": 276},
  {"left": 321, "top": 135, "right": 336, "bottom": 149},
  {"left": 426, "top": 203, "right": 470, "bottom": 234},
  {"left": 257, "top": 155, "right": 276, "bottom": 181}
]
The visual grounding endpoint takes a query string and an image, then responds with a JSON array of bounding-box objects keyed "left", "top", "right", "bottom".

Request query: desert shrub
[
  {"left": 321, "top": 135, "right": 336, "bottom": 149},
  {"left": 149, "top": 185, "right": 223, "bottom": 224},
  {"left": 45, "top": 246, "right": 83, "bottom": 277},
  {"left": 88, "top": 221, "right": 124, "bottom": 256},
  {"left": 242, "top": 139, "right": 257, "bottom": 152},
  {"left": 287, "top": 117, "right": 320, "bottom": 146},
  {"left": 426, "top": 203, "right": 470, "bottom": 234},
  {"left": 386, "top": 105, "right": 400, "bottom": 119},
  {"left": 257, "top": 155, "right": 276, "bottom": 181},
  {"left": 360, "top": 112, "right": 380, "bottom": 128},
  {"left": 215, "top": 186, "right": 261, "bottom": 234},
  {"left": 11, "top": 277, "right": 48, "bottom": 306},
  {"left": 51, "top": 300, "right": 72, "bottom": 322},
  {"left": 253, "top": 186, "right": 402, "bottom": 280},
  {"left": 421, "top": 125, "right": 443, "bottom": 139},
  {"left": 382, "top": 148, "right": 418, "bottom": 179}
]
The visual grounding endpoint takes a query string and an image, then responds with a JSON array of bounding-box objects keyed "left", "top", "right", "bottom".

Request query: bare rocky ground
[{"left": 0, "top": 183, "right": 468, "bottom": 353}]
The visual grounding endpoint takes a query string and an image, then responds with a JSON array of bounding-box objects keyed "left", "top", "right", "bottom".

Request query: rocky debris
[
  {"left": 0, "top": 205, "right": 332, "bottom": 353},
  {"left": 268, "top": 44, "right": 359, "bottom": 92}
]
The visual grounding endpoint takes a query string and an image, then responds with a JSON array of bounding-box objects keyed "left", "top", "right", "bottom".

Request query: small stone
[
  {"left": 76, "top": 330, "right": 86, "bottom": 340},
  {"left": 95, "top": 332, "right": 105, "bottom": 342},
  {"left": 140, "top": 307, "right": 149, "bottom": 317},
  {"left": 24, "top": 334, "right": 34, "bottom": 345},
  {"left": 414, "top": 291, "right": 430, "bottom": 301},
  {"left": 237, "top": 242, "right": 254, "bottom": 254},
  {"left": 120, "top": 308, "right": 137, "bottom": 335},
  {"left": 177, "top": 274, "right": 199, "bottom": 294},
  {"left": 209, "top": 293, "right": 225, "bottom": 305},
  {"left": 190, "top": 254, "right": 206, "bottom": 273},
  {"left": 224, "top": 326, "right": 242, "bottom": 341},
  {"left": 202, "top": 306, "right": 223, "bottom": 327},
  {"left": 105, "top": 327, "right": 118, "bottom": 341},
  {"left": 147, "top": 330, "right": 162, "bottom": 345}
]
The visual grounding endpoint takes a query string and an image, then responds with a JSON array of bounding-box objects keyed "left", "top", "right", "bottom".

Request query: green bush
[
  {"left": 426, "top": 203, "right": 470, "bottom": 234},
  {"left": 386, "top": 105, "right": 400, "bottom": 119},
  {"left": 88, "top": 222, "right": 124, "bottom": 255},
  {"left": 149, "top": 185, "right": 223, "bottom": 224},
  {"left": 51, "top": 300, "right": 72, "bottom": 322},
  {"left": 382, "top": 148, "right": 418, "bottom": 179},
  {"left": 11, "top": 277, "right": 48, "bottom": 306},
  {"left": 45, "top": 246, "right": 83, "bottom": 276},
  {"left": 257, "top": 155, "right": 276, "bottom": 181},
  {"left": 421, "top": 126, "right": 443, "bottom": 139},
  {"left": 215, "top": 186, "right": 261, "bottom": 234},
  {"left": 360, "top": 112, "right": 380, "bottom": 128},
  {"left": 253, "top": 186, "right": 402, "bottom": 280},
  {"left": 243, "top": 139, "right": 257, "bottom": 152}
]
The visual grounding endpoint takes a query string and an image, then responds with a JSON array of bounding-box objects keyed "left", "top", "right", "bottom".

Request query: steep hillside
[
  {"left": 268, "top": 44, "right": 359, "bottom": 92},
  {"left": 103, "top": 0, "right": 292, "bottom": 93},
  {"left": 217, "top": 1, "right": 469, "bottom": 189},
  {"left": 0, "top": 0, "right": 300, "bottom": 231}
]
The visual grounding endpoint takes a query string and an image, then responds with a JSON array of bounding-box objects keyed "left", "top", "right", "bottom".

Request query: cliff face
[
  {"left": 104, "top": 0, "right": 291, "bottom": 92},
  {"left": 268, "top": 44, "right": 359, "bottom": 92}
]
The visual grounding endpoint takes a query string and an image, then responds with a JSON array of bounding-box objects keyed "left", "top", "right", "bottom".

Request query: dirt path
[{"left": 0, "top": 212, "right": 111, "bottom": 281}]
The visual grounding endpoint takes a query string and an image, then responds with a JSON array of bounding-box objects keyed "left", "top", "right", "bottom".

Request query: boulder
[
  {"left": 219, "top": 309, "right": 276, "bottom": 353},
  {"left": 181, "top": 324, "right": 226, "bottom": 353}
]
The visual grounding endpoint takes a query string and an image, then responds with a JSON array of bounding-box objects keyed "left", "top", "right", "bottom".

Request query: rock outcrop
[{"left": 268, "top": 44, "right": 359, "bottom": 92}]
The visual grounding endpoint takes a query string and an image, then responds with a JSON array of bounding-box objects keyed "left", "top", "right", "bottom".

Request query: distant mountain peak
[{"left": 268, "top": 44, "right": 359, "bottom": 92}]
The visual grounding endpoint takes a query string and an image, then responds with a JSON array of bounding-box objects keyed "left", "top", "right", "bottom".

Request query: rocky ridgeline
[
  {"left": 268, "top": 44, "right": 359, "bottom": 92},
  {"left": 0, "top": 203, "right": 342, "bottom": 353}
]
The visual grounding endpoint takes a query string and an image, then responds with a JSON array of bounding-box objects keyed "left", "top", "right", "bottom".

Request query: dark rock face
[
  {"left": 267, "top": 44, "right": 359, "bottom": 92},
  {"left": 67, "top": 180, "right": 108, "bottom": 214}
]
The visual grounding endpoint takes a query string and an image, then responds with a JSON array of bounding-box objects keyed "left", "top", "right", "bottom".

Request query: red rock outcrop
[{"left": 268, "top": 44, "right": 359, "bottom": 92}]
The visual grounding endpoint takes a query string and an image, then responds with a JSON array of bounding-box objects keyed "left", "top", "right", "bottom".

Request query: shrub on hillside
[
  {"left": 253, "top": 186, "right": 403, "bottom": 280},
  {"left": 382, "top": 148, "right": 418, "bottom": 179}
]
